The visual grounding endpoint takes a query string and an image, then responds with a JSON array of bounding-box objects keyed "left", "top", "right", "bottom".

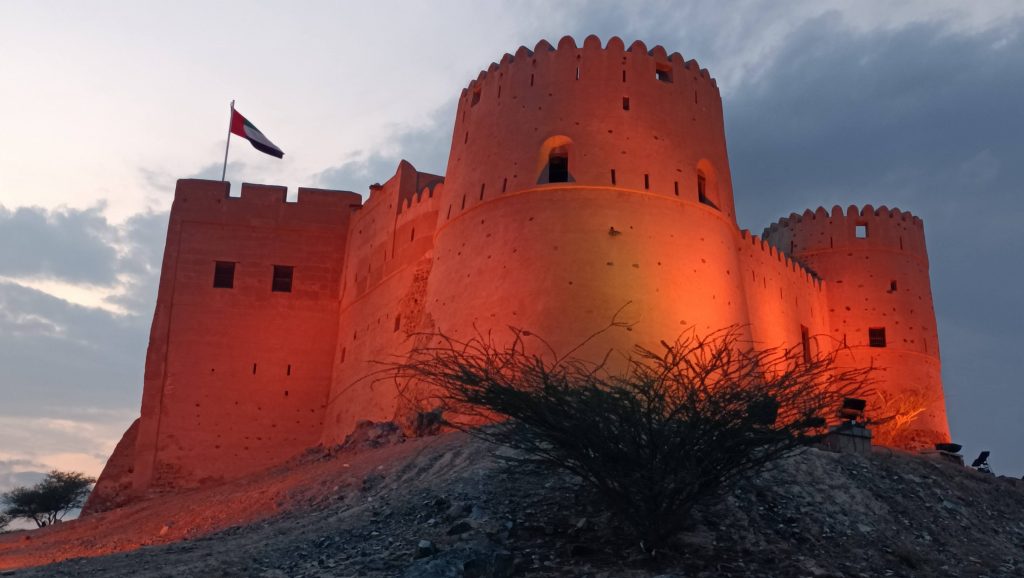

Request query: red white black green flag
[{"left": 229, "top": 109, "right": 284, "bottom": 158}]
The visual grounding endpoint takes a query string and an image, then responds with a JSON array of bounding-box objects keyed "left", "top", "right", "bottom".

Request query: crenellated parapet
[
  {"left": 458, "top": 35, "right": 719, "bottom": 105},
  {"left": 172, "top": 179, "right": 362, "bottom": 228},
  {"left": 738, "top": 228, "right": 823, "bottom": 289},
  {"left": 763, "top": 204, "right": 928, "bottom": 262}
]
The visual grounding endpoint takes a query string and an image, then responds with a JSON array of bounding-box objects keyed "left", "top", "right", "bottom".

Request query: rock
[
  {"left": 340, "top": 420, "right": 406, "bottom": 452},
  {"left": 415, "top": 539, "right": 437, "bottom": 559},
  {"left": 447, "top": 520, "right": 473, "bottom": 535}
]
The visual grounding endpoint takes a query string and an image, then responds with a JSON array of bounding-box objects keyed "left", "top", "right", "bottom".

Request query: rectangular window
[
  {"left": 673, "top": 181, "right": 679, "bottom": 196},
  {"left": 697, "top": 174, "right": 707, "bottom": 203},
  {"left": 213, "top": 261, "right": 235, "bottom": 289},
  {"left": 800, "top": 326, "right": 811, "bottom": 364},
  {"left": 868, "top": 327, "right": 887, "bottom": 348},
  {"left": 643, "top": 174, "right": 650, "bottom": 190},
  {"left": 394, "top": 314, "right": 401, "bottom": 332},
  {"left": 272, "top": 265, "right": 293, "bottom": 293},
  {"left": 890, "top": 280, "right": 898, "bottom": 292},
  {"left": 655, "top": 65, "right": 673, "bottom": 83},
  {"left": 622, "top": 97, "right": 630, "bottom": 111},
  {"left": 856, "top": 224, "right": 868, "bottom": 238},
  {"left": 611, "top": 169, "right": 617, "bottom": 185}
]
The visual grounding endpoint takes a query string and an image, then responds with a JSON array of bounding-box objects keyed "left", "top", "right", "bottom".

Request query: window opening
[
  {"left": 575, "top": 66, "right": 580, "bottom": 80},
  {"left": 272, "top": 265, "right": 293, "bottom": 293},
  {"left": 622, "top": 97, "right": 630, "bottom": 111},
  {"left": 548, "top": 148, "right": 569, "bottom": 183},
  {"left": 530, "top": 73, "right": 534, "bottom": 86},
  {"left": 890, "top": 280, "right": 898, "bottom": 292},
  {"left": 213, "top": 261, "right": 235, "bottom": 289},
  {"left": 655, "top": 65, "right": 672, "bottom": 83},
  {"left": 461, "top": 194, "right": 466, "bottom": 209},
  {"left": 643, "top": 174, "right": 650, "bottom": 190},
  {"left": 252, "top": 363, "right": 257, "bottom": 375},
  {"left": 801, "top": 326, "right": 812, "bottom": 364},
  {"left": 471, "top": 88, "right": 481, "bottom": 106},
  {"left": 610, "top": 169, "right": 617, "bottom": 185},
  {"left": 697, "top": 173, "right": 708, "bottom": 204},
  {"left": 394, "top": 314, "right": 402, "bottom": 332},
  {"left": 855, "top": 224, "right": 868, "bottom": 238},
  {"left": 673, "top": 181, "right": 679, "bottom": 196},
  {"left": 502, "top": 177, "right": 508, "bottom": 192},
  {"left": 622, "top": 70, "right": 626, "bottom": 82},
  {"left": 410, "top": 228, "right": 416, "bottom": 242},
  {"left": 868, "top": 327, "right": 887, "bottom": 348},
  {"left": 480, "top": 183, "right": 486, "bottom": 200},
  {"left": 287, "top": 364, "right": 292, "bottom": 376}
]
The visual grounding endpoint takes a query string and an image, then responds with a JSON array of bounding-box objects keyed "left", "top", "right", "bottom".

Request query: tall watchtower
[
  {"left": 424, "top": 35, "right": 751, "bottom": 357},
  {"left": 764, "top": 206, "right": 949, "bottom": 447}
]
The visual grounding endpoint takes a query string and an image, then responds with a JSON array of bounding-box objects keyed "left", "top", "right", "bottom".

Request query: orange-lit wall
[
  {"left": 763, "top": 206, "right": 949, "bottom": 446},
  {"left": 129, "top": 180, "right": 360, "bottom": 494},
  {"left": 93, "top": 35, "right": 951, "bottom": 504}
]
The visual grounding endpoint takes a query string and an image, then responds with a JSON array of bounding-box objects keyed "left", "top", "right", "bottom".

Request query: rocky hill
[{"left": 1, "top": 425, "right": 1022, "bottom": 577}]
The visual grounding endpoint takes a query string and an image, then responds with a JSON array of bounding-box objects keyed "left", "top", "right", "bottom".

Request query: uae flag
[{"left": 230, "top": 109, "right": 284, "bottom": 158}]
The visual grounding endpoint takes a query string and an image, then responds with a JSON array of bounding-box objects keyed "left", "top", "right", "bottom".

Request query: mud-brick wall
[{"left": 131, "top": 180, "right": 361, "bottom": 493}]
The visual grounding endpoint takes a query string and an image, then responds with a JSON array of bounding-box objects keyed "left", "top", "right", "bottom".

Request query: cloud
[
  {"left": 315, "top": 100, "right": 456, "bottom": 193},
  {"left": 0, "top": 204, "right": 119, "bottom": 285}
]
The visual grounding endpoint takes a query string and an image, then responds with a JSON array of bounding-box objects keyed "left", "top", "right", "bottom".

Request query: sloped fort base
[{"left": 86, "top": 35, "right": 950, "bottom": 513}]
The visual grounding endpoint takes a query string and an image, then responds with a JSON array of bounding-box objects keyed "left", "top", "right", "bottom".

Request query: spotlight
[
  {"left": 971, "top": 451, "right": 992, "bottom": 474},
  {"left": 838, "top": 397, "right": 866, "bottom": 421}
]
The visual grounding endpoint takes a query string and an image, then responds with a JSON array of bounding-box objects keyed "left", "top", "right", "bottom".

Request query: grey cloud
[
  {"left": 0, "top": 204, "right": 119, "bottom": 285},
  {"left": 0, "top": 281, "right": 147, "bottom": 415},
  {"left": 315, "top": 100, "right": 456, "bottom": 193},
  {"left": 0, "top": 460, "right": 46, "bottom": 493},
  {"left": 104, "top": 210, "right": 168, "bottom": 315}
]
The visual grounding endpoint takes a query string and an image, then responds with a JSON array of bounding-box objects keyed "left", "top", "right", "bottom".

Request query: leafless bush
[{"left": 388, "top": 325, "right": 870, "bottom": 548}]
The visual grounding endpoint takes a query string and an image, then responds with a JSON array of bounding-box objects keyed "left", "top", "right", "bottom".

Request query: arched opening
[
  {"left": 536, "top": 135, "right": 575, "bottom": 185},
  {"left": 695, "top": 160, "right": 720, "bottom": 210}
]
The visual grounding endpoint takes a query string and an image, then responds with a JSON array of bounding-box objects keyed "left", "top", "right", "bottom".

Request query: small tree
[
  {"left": 1, "top": 470, "right": 96, "bottom": 527},
  {"left": 391, "top": 326, "right": 870, "bottom": 548}
]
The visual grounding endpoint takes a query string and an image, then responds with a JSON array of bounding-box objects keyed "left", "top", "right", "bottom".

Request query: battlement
[
  {"left": 460, "top": 35, "right": 718, "bottom": 104},
  {"left": 762, "top": 204, "right": 928, "bottom": 259},
  {"left": 171, "top": 179, "right": 363, "bottom": 227},
  {"left": 738, "top": 228, "right": 823, "bottom": 288}
]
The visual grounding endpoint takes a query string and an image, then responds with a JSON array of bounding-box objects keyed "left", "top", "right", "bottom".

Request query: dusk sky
[{"left": 1, "top": 0, "right": 1022, "bottom": 493}]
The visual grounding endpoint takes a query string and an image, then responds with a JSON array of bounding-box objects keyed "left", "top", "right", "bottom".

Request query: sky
[{"left": 1, "top": 0, "right": 1022, "bottom": 495}]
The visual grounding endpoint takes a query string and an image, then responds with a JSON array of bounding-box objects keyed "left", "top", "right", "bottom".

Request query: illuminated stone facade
[{"left": 86, "top": 36, "right": 950, "bottom": 512}]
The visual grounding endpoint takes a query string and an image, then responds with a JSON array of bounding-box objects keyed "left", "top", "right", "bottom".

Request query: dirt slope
[{"left": 1, "top": 428, "right": 1022, "bottom": 577}]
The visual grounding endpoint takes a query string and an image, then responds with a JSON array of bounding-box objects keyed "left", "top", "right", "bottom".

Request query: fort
[{"left": 85, "top": 35, "right": 950, "bottom": 512}]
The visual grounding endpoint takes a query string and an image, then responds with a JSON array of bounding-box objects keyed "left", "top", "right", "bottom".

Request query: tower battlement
[
  {"left": 171, "top": 179, "right": 362, "bottom": 226},
  {"left": 763, "top": 204, "right": 928, "bottom": 260},
  {"left": 459, "top": 35, "right": 719, "bottom": 102}
]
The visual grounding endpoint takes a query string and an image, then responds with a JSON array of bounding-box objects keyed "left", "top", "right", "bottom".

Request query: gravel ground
[{"left": 1, "top": 425, "right": 1022, "bottom": 577}]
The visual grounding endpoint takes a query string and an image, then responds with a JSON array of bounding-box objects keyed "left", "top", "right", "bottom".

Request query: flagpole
[{"left": 221, "top": 100, "right": 235, "bottom": 181}]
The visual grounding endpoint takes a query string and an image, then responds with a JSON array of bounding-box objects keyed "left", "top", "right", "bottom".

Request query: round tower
[
  {"left": 764, "top": 205, "right": 950, "bottom": 448},
  {"left": 423, "top": 35, "right": 750, "bottom": 360}
]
